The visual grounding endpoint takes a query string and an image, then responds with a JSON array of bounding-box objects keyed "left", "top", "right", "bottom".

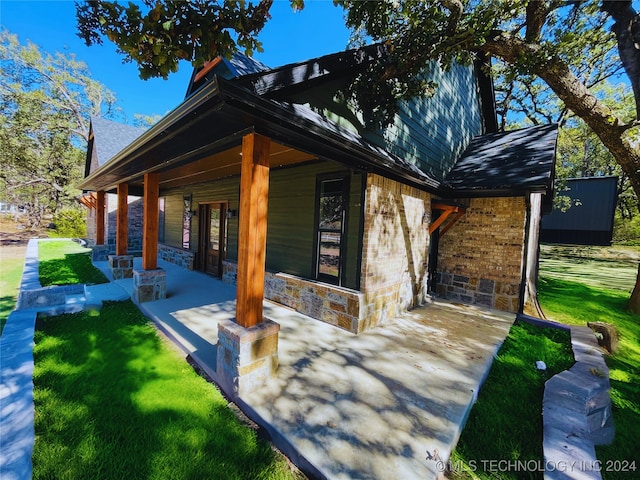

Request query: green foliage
[
  {"left": 38, "top": 240, "right": 107, "bottom": 286},
  {"left": 450, "top": 322, "right": 574, "bottom": 479},
  {"left": 32, "top": 301, "right": 299, "bottom": 480},
  {"left": 614, "top": 213, "right": 640, "bottom": 245},
  {"left": 0, "top": 30, "right": 117, "bottom": 228},
  {"left": 49, "top": 208, "right": 87, "bottom": 239},
  {"left": 76, "top": 0, "right": 273, "bottom": 80}
]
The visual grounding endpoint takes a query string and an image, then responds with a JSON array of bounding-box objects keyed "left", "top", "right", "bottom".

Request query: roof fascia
[
  {"left": 80, "top": 78, "right": 225, "bottom": 191},
  {"left": 235, "top": 43, "right": 388, "bottom": 96},
  {"left": 474, "top": 52, "right": 498, "bottom": 134},
  {"left": 84, "top": 121, "right": 95, "bottom": 179},
  {"left": 216, "top": 77, "right": 441, "bottom": 192}
]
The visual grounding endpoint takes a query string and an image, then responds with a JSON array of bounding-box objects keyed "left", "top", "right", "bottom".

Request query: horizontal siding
[
  {"left": 160, "top": 160, "right": 363, "bottom": 288},
  {"left": 163, "top": 194, "right": 185, "bottom": 248},
  {"left": 375, "top": 63, "right": 483, "bottom": 180},
  {"left": 267, "top": 161, "right": 363, "bottom": 289},
  {"left": 301, "top": 61, "right": 483, "bottom": 182}
]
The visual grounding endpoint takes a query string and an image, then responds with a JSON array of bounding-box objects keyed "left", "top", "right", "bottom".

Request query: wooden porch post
[
  {"left": 96, "top": 190, "right": 105, "bottom": 245},
  {"left": 142, "top": 173, "right": 159, "bottom": 270},
  {"left": 116, "top": 183, "right": 128, "bottom": 256},
  {"left": 236, "top": 133, "right": 270, "bottom": 328}
]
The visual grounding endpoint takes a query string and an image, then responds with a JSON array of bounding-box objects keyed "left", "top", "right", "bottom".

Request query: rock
[{"left": 587, "top": 321, "right": 619, "bottom": 354}]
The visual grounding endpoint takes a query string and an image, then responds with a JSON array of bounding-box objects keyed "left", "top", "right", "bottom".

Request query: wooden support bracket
[{"left": 430, "top": 201, "right": 467, "bottom": 236}]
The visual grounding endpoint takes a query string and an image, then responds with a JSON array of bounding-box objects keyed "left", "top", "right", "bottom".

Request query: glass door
[{"left": 198, "top": 202, "right": 226, "bottom": 277}]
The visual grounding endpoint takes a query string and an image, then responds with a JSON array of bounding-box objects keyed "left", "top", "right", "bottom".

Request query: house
[
  {"left": 80, "top": 46, "right": 557, "bottom": 394},
  {"left": 81, "top": 117, "right": 147, "bottom": 260},
  {"left": 540, "top": 176, "right": 618, "bottom": 246}
]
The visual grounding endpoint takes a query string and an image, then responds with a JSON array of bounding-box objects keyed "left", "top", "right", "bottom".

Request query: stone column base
[
  {"left": 92, "top": 245, "right": 110, "bottom": 262},
  {"left": 217, "top": 319, "right": 280, "bottom": 397},
  {"left": 132, "top": 268, "right": 166, "bottom": 303},
  {"left": 108, "top": 254, "right": 133, "bottom": 279}
]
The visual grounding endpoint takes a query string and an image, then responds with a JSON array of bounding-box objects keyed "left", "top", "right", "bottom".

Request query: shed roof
[{"left": 443, "top": 124, "right": 558, "bottom": 196}]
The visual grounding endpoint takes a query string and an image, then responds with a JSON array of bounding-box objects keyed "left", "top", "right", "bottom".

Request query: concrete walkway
[{"left": 96, "top": 258, "right": 515, "bottom": 479}]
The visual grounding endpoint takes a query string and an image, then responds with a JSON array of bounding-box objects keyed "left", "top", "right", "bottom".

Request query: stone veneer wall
[
  {"left": 223, "top": 261, "right": 366, "bottom": 333},
  {"left": 158, "top": 244, "right": 195, "bottom": 270},
  {"left": 436, "top": 196, "right": 527, "bottom": 312},
  {"left": 106, "top": 194, "right": 144, "bottom": 253},
  {"left": 359, "top": 174, "right": 432, "bottom": 328},
  {"left": 85, "top": 193, "right": 144, "bottom": 252},
  {"left": 220, "top": 174, "right": 433, "bottom": 333}
]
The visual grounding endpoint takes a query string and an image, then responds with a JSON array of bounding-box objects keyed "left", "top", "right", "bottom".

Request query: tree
[
  {"left": 0, "top": 31, "right": 117, "bottom": 228},
  {"left": 76, "top": 0, "right": 640, "bottom": 311}
]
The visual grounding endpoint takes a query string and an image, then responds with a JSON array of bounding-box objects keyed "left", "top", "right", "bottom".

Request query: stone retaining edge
[{"left": 517, "top": 315, "right": 614, "bottom": 480}]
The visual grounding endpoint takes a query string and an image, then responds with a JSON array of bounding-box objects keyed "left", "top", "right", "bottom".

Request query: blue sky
[{"left": 0, "top": 0, "right": 351, "bottom": 124}]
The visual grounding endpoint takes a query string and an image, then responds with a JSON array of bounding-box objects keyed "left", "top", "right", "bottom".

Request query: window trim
[{"left": 312, "top": 172, "right": 351, "bottom": 286}]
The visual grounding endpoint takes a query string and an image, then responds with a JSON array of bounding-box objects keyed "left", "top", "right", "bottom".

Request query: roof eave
[
  {"left": 79, "top": 79, "right": 226, "bottom": 191},
  {"left": 80, "top": 75, "right": 441, "bottom": 194}
]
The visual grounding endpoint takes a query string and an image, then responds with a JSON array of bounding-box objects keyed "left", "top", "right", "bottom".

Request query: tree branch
[
  {"left": 482, "top": 30, "right": 640, "bottom": 197},
  {"left": 525, "top": 0, "right": 549, "bottom": 42}
]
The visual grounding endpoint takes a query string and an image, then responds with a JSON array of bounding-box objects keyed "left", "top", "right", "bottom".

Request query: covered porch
[{"left": 94, "top": 256, "right": 514, "bottom": 480}]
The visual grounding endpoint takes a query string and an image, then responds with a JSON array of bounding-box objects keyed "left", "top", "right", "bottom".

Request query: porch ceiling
[{"left": 143, "top": 142, "right": 316, "bottom": 191}]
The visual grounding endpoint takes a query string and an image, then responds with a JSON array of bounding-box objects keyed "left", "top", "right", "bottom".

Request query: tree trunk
[
  {"left": 482, "top": 32, "right": 640, "bottom": 308},
  {"left": 523, "top": 193, "right": 546, "bottom": 318},
  {"left": 628, "top": 263, "right": 640, "bottom": 313}
]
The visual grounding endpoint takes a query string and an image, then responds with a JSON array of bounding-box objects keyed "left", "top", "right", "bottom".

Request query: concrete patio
[{"left": 96, "top": 257, "right": 515, "bottom": 480}]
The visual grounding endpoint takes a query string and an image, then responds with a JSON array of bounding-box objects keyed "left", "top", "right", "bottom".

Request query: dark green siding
[
  {"left": 291, "top": 61, "right": 483, "bottom": 182},
  {"left": 266, "top": 161, "right": 362, "bottom": 289},
  {"left": 372, "top": 63, "right": 483, "bottom": 180},
  {"left": 160, "top": 160, "right": 363, "bottom": 289},
  {"left": 163, "top": 194, "right": 184, "bottom": 247}
]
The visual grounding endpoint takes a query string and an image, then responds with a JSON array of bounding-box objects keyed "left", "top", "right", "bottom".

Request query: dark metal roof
[
  {"left": 443, "top": 124, "right": 558, "bottom": 195},
  {"left": 80, "top": 75, "right": 440, "bottom": 193},
  {"left": 225, "top": 51, "right": 270, "bottom": 77},
  {"left": 235, "top": 43, "right": 387, "bottom": 97},
  {"left": 81, "top": 45, "right": 557, "bottom": 200}
]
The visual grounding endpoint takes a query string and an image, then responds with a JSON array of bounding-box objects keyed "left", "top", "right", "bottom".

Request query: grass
[
  {"left": 539, "top": 276, "right": 640, "bottom": 480},
  {"left": 39, "top": 240, "right": 108, "bottom": 286},
  {"left": 449, "top": 244, "right": 640, "bottom": 479},
  {"left": 33, "top": 301, "right": 301, "bottom": 480},
  {"left": 449, "top": 322, "right": 574, "bottom": 480},
  {"left": 0, "top": 248, "right": 25, "bottom": 335},
  {"left": 539, "top": 244, "right": 638, "bottom": 292}
]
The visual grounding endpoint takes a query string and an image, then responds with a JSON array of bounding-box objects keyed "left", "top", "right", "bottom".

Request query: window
[
  {"left": 182, "top": 195, "right": 192, "bottom": 249},
  {"left": 315, "top": 175, "right": 349, "bottom": 285}
]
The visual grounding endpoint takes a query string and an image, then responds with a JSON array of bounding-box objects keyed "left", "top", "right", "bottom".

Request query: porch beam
[
  {"left": 142, "top": 173, "right": 159, "bottom": 270},
  {"left": 116, "top": 183, "right": 128, "bottom": 256},
  {"left": 235, "top": 133, "right": 270, "bottom": 328},
  {"left": 96, "top": 190, "right": 105, "bottom": 245}
]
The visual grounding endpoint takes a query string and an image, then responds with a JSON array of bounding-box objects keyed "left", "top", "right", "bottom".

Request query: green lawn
[
  {"left": 0, "top": 248, "right": 25, "bottom": 335},
  {"left": 449, "top": 323, "right": 574, "bottom": 480},
  {"left": 33, "top": 301, "right": 301, "bottom": 480},
  {"left": 39, "top": 240, "right": 108, "bottom": 286},
  {"left": 539, "top": 244, "right": 638, "bottom": 292},
  {"left": 539, "top": 277, "right": 640, "bottom": 480},
  {"left": 449, "top": 244, "right": 640, "bottom": 480}
]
